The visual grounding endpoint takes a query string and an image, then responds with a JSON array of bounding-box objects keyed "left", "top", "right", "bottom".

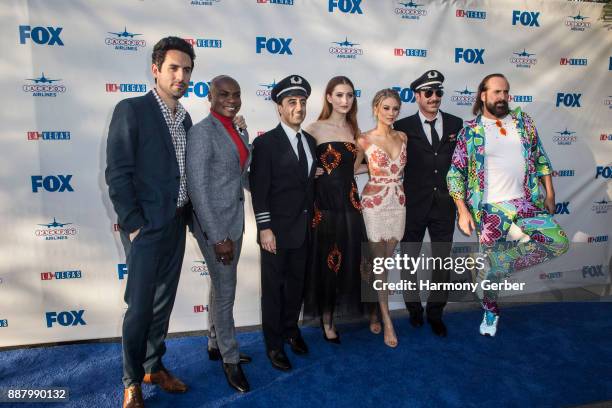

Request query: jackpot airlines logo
[
  {"left": 104, "top": 27, "right": 146, "bottom": 51},
  {"left": 34, "top": 217, "right": 78, "bottom": 241},
  {"left": 256, "top": 80, "right": 277, "bottom": 100},
  {"left": 592, "top": 198, "right": 612, "bottom": 215},
  {"left": 509, "top": 49, "right": 537, "bottom": 68},
  {"left": 451, "top": 87, "right": 477, "bottom": 106},
  {"left": 395, "top": 1, "right": 427, "bottom": 20},
  {"left": 552, "top": 128, "right": 577, "bottom": 145},
  {"left": 192, "top": 260, "right": 210, "bottom": 276},
  {"left": 22, "top": 72, "right": 66, "bottom": 97},
  {"left": 329, "top": 37, "right": 363, "bottom": 60},
  {"left": 565, "top": 11, "right": 591, "bottom": 31}
]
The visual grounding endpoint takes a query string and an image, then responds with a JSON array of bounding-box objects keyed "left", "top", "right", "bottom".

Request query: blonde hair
[{"left": 371, "top": 88, "right": 401, "bottom": 117}]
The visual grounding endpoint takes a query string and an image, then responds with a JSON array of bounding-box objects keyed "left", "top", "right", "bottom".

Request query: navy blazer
[
  {"left": 249, "top": 123, "right": 317, "bottom": 249},
  {"left": 105, "top": 90, "right": 193, "bottom": 233},
  {"left": 394, "top": 110, "right": 463, "bottom": 220}
]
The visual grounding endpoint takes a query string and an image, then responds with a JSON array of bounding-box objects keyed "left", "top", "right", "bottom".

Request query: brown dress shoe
[
  {"left": 143, "top": 369, "right": 188, "bottom": 393},
  {"left": 123, "top": 384, "right": 144, "bottom": 408}
]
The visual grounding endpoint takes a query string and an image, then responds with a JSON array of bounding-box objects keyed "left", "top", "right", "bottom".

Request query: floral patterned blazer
[{"left": 446, "top": 107, "right": 553, "bottom": 226}]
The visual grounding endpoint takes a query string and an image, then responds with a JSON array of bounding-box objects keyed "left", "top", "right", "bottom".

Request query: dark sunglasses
[{"left": 422, "top": 89, "right": 444, "bottom": 98}]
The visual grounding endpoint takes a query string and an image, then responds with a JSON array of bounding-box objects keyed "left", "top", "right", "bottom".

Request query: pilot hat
[
  {"left": 271, "top": 74, "right": 311, "bottom": 104},
  {"left": 410, "top": 70, "right": 445, "bottom": 91}
]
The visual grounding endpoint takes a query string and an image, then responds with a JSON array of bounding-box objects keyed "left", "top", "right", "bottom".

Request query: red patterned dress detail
[{"left": 362, "top": 142, "right": 407, "bottom": 242}]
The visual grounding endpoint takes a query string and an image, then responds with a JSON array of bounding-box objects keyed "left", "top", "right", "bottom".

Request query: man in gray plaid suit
[{"left": 186, "top": 75, "right": 252, "bottom": 393}]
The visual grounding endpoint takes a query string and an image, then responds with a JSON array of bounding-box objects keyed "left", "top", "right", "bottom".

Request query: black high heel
[{"left": 320, "top": 318, "right": 341, "bottom": 344}]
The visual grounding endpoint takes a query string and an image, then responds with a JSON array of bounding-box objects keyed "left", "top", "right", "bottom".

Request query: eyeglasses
[
  {"left": 423, "top": 89, "right": 444, "bottom": 98},
  {"left": 495, "top": 120, "right": 507, "bottom": 136}
]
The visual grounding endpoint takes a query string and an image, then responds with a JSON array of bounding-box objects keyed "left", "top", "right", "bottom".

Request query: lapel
[
  {"left": 146, "top": 91, "right": 177, "bottom": 161},
  {"left": 209, "top": 113, "right": 252, "bottom": 174},
  {"left": 303, "top": 130, "right": 317, "bottom": 179},
  {"left": 241, "top": 129, "right": 252, "bottom": 175},
  {"left": 209, "top": 113, "right": 240, "bottom": 161},
  {"left": 439, "top": 111, "right": 452, "bottom": 146},
  {"left": 412, "top": 113, "right": 435, "bottom": 153},
  {"left": 275, "top": 123, "right": 309, "bottom": 181}
]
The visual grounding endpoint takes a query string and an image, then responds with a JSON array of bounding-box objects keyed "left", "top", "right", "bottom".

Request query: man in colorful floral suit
[{"left": 447, "top": 73, "right": 569, "bottom": 337}]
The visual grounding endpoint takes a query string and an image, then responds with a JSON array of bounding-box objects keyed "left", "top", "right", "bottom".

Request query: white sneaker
[{"left": 479, "top": 311, "right": 499, "bottom": 337}]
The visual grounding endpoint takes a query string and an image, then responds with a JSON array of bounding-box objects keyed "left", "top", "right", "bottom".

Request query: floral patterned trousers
[{"left": 478, "top": 198, "right": 569, "bottom": 313}]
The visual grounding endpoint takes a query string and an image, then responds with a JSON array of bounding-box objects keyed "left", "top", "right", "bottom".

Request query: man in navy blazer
[{"left": 105, "top": 37, "right": 195, "bottom": 408}]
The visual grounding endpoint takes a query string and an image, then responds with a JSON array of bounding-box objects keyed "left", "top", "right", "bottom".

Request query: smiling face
[
  {"left": 209, "top": 77, "right": 241, "bottom": 118},
  {"left": 151, "top": 49, "right": 192, "bottom": 102},
  {"left": 375, "top": 97, "right": 401, "bottom": 126},
  {"left": 326, "top": 83, "right": 355, "bottom": 115},
  {"left": 278, "top": 95, "right": 307, "bottom": 131}
]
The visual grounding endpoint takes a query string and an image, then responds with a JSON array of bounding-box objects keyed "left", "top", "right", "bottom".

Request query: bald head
[{"left": 209, "top": 75, "right": 241, "bottom": 118}]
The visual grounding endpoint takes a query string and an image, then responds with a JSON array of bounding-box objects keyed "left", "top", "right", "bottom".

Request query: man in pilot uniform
[
  {"left": 249, "top": 75, "right": 316, "bottom": 371},
  {"left": 394, "top": 70, "right": 463, "bottom": 337}
]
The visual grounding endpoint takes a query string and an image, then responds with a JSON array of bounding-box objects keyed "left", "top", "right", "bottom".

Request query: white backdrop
[{"left": 0, "top": 0, "right": 610, "bottom": 347}]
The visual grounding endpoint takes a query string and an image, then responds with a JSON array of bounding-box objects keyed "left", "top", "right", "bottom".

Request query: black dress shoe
[
  {"left": 267, "top": 349, "right": 291, "bottom": 371},
  {"left": 222, "top": 363, "right": 250, "bottom": 393},
  {"left": 320, "top": 318, "right": 341, "bottom": 344},
  {"left": 409, "top": 313, "right": 424, "bottom": 328},
  {"left": 286, "top": 337, "right": 309, "bottom": 354},
  {"left": 428, "top": 319, "right": 447, "bottom": 337},
  {"left": 208, "top": 348, "right": 252, "bottom": 364}
]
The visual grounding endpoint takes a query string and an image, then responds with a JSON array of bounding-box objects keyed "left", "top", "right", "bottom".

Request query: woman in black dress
[{"left": 304, "top": 76, "right": 371, "bottom": 342}]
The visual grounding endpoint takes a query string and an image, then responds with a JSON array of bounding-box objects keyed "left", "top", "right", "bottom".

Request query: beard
[{"left": 485, "top": 100, "right": 509, "bottom": 118}]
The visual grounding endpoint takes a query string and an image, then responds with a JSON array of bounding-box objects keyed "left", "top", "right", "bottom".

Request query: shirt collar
[
  {"left": 153, "top": 88, "right": 186, "bottom": 123},
  {"left": 280, "top": 120, "right": 302, "bottom": 141},
  {"left": 418, "top": 109, "right": 442, "bottom": 125}
]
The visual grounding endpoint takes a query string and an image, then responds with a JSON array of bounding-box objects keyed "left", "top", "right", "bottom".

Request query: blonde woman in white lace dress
[{"left": 357, "top": 88, "right": 407, "bottom": 348}]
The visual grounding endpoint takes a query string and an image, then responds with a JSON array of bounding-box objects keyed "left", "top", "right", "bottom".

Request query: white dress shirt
[
  {"left": 280, "top": 121, "right": 314, "bottom": 174},
  {"left": 418, "top": 110, "right": 443, "bottom": 146}
]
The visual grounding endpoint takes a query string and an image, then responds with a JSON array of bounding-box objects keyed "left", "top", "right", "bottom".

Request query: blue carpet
[{"left": 1, "top": 302, "right": 611, "bottom": 407}]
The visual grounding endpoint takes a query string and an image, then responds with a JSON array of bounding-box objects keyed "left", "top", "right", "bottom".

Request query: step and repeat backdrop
[{"left": 0, "top": 0, "right": 610, "bottom": 347}]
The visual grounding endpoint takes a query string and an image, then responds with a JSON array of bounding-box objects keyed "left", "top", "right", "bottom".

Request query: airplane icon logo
[
  {"left": 594, "top": 199, "right": 609, "bottom": 205},
  {"left": 455, "top": 87, "right": 476, "bottom": 95},
  {"left": 398, "top": 1, "right": 422, "bottom": 7},
  {"left": 556, "top": 128, "right": 576, "bottom": 136},
  {"left": 259, "top": 80, "right": 277, "bottom": 89},
  {"left": 108, "top": 27, "right": 142, "bottom": 38},
  {"left": 27, "top": 73, "right": 61, "bottom": 83},
  {"left": 514, "top": 49, "right": 535, "bottom": 57},
  {"left": 568, "top": 12, "right": 589, "bottom": 21},
  {"left": 38, "top": 217, "right": 72, "bottom": 228},
  {"left": 332, "top": 37, "right": 359, "bottom": 47}
]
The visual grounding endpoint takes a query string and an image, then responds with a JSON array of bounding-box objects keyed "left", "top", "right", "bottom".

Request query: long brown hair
[
  {"left": 318, "top": 76, "right": 360, "bottom": 138},
  {"left": 472, "top": 73, "right": 508, "bottom": 116}
]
